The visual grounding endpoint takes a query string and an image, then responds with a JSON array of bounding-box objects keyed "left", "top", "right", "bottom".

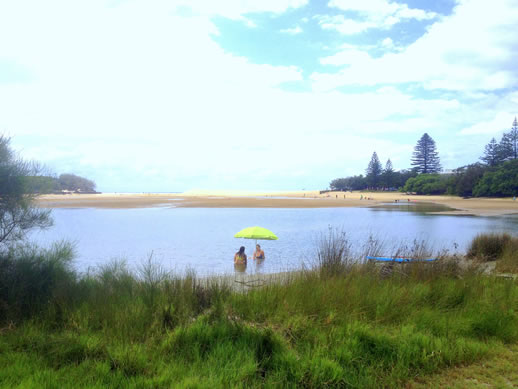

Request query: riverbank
[{"left": 36, "top": 190, "right": 518, "bottom": 216}]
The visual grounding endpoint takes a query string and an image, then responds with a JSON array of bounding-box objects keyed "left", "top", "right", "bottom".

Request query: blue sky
[{"left": 1, "top": 0, "right": 517, "bottom": 192}]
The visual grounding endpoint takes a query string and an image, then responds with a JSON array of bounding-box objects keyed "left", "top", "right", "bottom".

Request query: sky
[{"left": 1, "top": 0, "right": 517, "bottom": 192}]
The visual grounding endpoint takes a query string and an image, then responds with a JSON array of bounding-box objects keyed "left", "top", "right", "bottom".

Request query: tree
[
  {"left": 366, "top": 152, "right": 382, "bottom": 188},
  {"left": 403, "top": 174, "right": 449, "bottom": 195},
  {"left": 411, "top": 133, "right": 441, "bottom": 174},
  {"left": 329, "top": 178, "right": 348, "bottom": 191},
  {"left": 394, "top": 169, "right": 418, "bottom": 189},
  {"left": 329, "top": 175, "right": 367, "bottom": 191},
  {"left": 473, "top": 159, "right": 518, "bottom": 197},
  {"left": 381, "top": 159, "right": 395, "bottom": 188},
  {"left": 450, "top": 163, "right": 487, "bottom": 197},
  {"left": 58, "top": 173, "right": 96, "bottom": 192},
  {"left": 0, "top": 136, "right": 52, "bottom": 246},
  {"left": 498, "top": 117, "right": 518, "bottom": 161},
  {"left": 480, "top": 137, "right": 502, "bottom": 166}
]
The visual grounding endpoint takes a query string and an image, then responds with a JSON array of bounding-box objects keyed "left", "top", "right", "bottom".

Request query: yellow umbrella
[{"left": 234, "top": 226, "right": 278, "bottom": 246}]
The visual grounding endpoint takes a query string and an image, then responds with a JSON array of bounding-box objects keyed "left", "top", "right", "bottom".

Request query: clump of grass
[
  {"left": 467, "top": 233, "right": 514, "bottom": 261},
  {"left": 497, "top": 240, "right": 518, "bottom": 273},
  {"left": 314, "top": 227, "right": 352, "bottom": 276}
]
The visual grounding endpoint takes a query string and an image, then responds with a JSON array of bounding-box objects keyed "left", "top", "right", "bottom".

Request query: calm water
[{"left": 30, "top": 204, "right": 518, "bottom": 276}]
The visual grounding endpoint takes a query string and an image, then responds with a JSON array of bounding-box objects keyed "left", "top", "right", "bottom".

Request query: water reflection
[{"left": 371, "top": 202, "right": 454, "bottom": 213}]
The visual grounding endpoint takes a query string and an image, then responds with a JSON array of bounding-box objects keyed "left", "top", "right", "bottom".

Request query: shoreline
[{"left": 35, "top": 191, "right": 518, "bottom": 217}]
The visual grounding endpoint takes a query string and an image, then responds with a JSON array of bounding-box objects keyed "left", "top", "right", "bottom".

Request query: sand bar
[{"left": 35, "top": 190, "right": 518, "bottom": 217}]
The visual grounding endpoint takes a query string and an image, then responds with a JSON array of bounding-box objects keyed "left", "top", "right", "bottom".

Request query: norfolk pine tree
[
  {"left": 498, "top": 117, "right": 518, "bottom": 161},
  {"left": 411, "top": 133, "right": 441, "bottom": 174},
  {"left": 366, "top": 152, "right": 382, "bottom": 188},
  {"left": 381, "top": 159, "right": 395, "bottom": 188},
  {"left": 481, "top": 137, "right": 502, "bottom": 166}
]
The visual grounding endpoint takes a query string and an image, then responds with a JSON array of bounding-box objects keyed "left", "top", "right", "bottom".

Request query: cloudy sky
[{"left": 1, "top": 0, "right": 517, "bottom": 192}]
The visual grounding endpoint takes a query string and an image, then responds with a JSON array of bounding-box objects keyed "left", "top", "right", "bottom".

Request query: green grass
[{"left": 1, "top": 236, "right": 518, "bottom": 388}]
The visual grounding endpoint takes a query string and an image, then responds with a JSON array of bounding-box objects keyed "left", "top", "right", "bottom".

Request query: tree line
[
  {"left": 26, "top": 173, "right": 97, "bottom": 194},
  {"left": 330, "top": 117, "right": 518, "bottom": 197}
]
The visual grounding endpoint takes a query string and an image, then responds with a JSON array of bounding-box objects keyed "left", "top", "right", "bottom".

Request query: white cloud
[
  {"left": 318, "top": 15, "right": 374, "bottom": 34},
  {"left": 320, "top": 47, "right": 372, "bottom": 66},
  {"left": 319, "top": 0, "right": 437, "bottom": 34},
  {"left": 460, "top": 111, "right": 517, "bottom": 136},
  {"left": 179, "top": 0, "right": 308, "bottom": 20},
  {"left": 312, "top": 0, "right": 518, "bottom": 92},
  {"left": 280, "top": 26, "right": 303, "bottom": 35}
]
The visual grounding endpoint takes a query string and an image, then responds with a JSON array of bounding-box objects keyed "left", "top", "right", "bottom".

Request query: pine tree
[
  {"left": 381, "top": 159, "right": 395, "bottom": 188},
  {"left": 411, "top": 133, "right": 441, "bottom": 174},
  {"left": 366, "top": 151, "right": 382, "bottom": 188},
  {"left": 480, "top": 137, "right": 502, "bottom": 166},
  {"left": 499, "top": 117, "right": 518, "bottom": 161}
]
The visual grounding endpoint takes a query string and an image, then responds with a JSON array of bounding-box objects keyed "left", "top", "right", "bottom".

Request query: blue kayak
[{"left": 366, "top": 256, "right": 438, "bottom": 263}]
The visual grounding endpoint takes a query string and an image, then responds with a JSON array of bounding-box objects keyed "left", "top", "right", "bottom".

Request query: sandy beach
[{"left": 35, "top": 190, "right": 518, "bottom": 217}]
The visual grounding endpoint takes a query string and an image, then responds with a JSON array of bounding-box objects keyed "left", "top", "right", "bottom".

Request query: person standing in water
[
  {"left": 234, "top": 246, "right": 247, "bottom": 265},
  {"left": 253, "top": 244, "right": 265, "bottom": 260}
]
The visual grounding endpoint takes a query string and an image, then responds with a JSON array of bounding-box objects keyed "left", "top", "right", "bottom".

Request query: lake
[{"left": 30, "top": 204, "right": 518, "bottom": 276}]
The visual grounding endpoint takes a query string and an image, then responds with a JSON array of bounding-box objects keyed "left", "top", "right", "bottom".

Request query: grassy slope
[{"left": 1, "top": 257, "right": 518, "bottom": 388}]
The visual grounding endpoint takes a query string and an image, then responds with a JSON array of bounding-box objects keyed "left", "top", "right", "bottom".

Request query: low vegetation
[
  {"left": 1, "top": 233, "right": 518, "bottom": 388},
  {"left": 468, "top": 232, "right": 518, "bottom": 273}
]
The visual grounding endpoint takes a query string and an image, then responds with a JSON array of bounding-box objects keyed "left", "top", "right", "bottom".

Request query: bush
[
  {"left": 473, "top": 159, "right": 518, "bottom": 197},
  {"left": 403, "top": 174, "right": 450, "bottom": 195}
]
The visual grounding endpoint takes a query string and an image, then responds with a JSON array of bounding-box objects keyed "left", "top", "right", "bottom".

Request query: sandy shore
[{"left": 35, "top": 190, "right": 518, "bottom": 217}]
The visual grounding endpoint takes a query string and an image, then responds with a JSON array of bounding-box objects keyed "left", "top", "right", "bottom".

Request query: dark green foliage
[
  {"left": 381, "top": 159, "right": 396, "bottom": 188},
  {"left": 411, "top": 133, "right": 441, "bottom": 174},
  {"left": 366, "top": 151, "right": 383, "bottom": 188},
  {"left": 403, "top": 174, "right": 450, "bottom": 195},
  {"left": 498, "top": 118, "right": 518, "bottom": 162},
  {"left": 330, "top": 175, "right": 367, "bottom": 191},
  {"left": 0, "top": 136, "right": 52, "bottom": 245},
  {"left": 473, "top": 159, "right": 518, "bottom": 197},
  {"left": 449, "top": 163, "right": 488, "bottom": 197},
  {"left": 58, "top": 173, "right": 96, "bottom": 192},
  {"left": 393, "top": 169, "right": 418, "bottom": 189},
  {"left": 22, "top": 176, "right": 61, "bottom": 194},
  {"left": 481, "top": 138, "right": 503, "bottom": 166}
]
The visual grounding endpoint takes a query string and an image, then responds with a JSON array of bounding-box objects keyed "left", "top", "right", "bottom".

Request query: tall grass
[
  {"left": 1, "top": 233, "right": 518, "bottom": 387},
  {"left": 0, "top": 241, "right": 75, "bottom": 323},
  {"left": 467, "top": 232, "right": 518, "bottom": 273}
]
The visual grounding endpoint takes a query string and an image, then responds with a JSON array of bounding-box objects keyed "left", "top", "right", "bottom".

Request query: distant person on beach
[
  {"left": 253, "top": 244, "right": 265, "bottom": 260},
  {"left": 234, "top": 246, "right": 247, "bottom": 265}
]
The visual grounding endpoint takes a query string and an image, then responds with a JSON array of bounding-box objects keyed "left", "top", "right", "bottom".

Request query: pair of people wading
[{"left": 234, "top": 244, "right": 265, "bottom": 267}]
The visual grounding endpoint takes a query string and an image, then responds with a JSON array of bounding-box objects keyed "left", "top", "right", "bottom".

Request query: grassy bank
[{"left": 1, "top": 236, "right": 518, "bottom": 388}]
